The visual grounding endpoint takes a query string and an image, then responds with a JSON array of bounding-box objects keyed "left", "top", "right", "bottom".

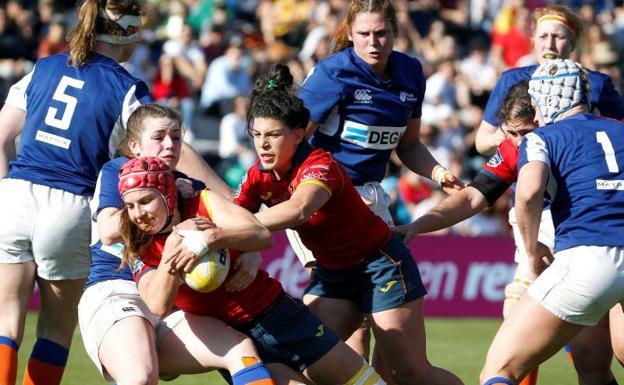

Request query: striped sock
[
  {"left": 518, "top": 367, "right": 538, "bottom": 385},
  {"left": 484, "top": 377, "right": 514, "bottom": 385},
  {"left": 0, "top": 336, "right": 19, "bottom": 385},
  {"left": 563, "top": 344, "right": 574, "bottom": 363},
  {"left": 232, "top": 362, "right": 276, "bottom": 385},
  {"left": 22, "top": 338, "right": 68, "bottom": 385}
]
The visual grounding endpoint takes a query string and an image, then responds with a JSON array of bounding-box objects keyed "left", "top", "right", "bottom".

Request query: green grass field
[{"left": 16, "top": 313, "right": 624, "bottom": 384}]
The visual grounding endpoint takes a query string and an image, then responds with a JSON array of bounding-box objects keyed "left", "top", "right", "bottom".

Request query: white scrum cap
[{"left": 528, "top": 59, "right": 590, "bottom": 124}]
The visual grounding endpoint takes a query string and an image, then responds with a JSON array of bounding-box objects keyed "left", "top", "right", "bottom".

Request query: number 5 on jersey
[{"left": 45, "top": 75, "right": 85, "bottom": 130}]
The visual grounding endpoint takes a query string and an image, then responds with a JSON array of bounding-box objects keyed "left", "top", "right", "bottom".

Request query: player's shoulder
[{"left": 499, "top": 65, "right": 535, "bottom": 84}]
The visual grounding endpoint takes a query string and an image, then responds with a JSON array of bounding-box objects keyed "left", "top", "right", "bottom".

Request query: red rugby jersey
[
  {"left": 134, "top": 190, "right": 282, "bottom": 325},
  {"left": 481, "top": 139, "right": 518, "bottom": 184},
  {"left": 235, "top": 145, "right": 392, "bottom": 270}
]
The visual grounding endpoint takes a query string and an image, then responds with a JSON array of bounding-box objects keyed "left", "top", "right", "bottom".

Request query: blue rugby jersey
[
  {"left": 86, "top": 157, "right": 204, "bottom": 288},
  {"left": 484, "top": 65, "right": 624, "bottom": 127},
  {"left": 299, "top": 48, "right": 425, "bottom": 185},
  {"left": 5, "top": 51, "right": 151, "bottom": 196},
  {"left": 518, "top": 114, "right": 624, "bottom": 252}
]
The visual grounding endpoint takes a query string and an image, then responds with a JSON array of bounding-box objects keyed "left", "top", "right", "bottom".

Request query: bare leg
[
  {"left": 371, "top": 299, "right": 463, "bottom": 385},
  {"left": 480, "top": 295, "right": 583, "bottom": 384},
  {"left": 98, "top": 316, "right": 159, "bottom": 385}
]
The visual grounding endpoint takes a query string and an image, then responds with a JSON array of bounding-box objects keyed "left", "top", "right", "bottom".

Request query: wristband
[
  {"left": 431, "top": 165, "right": 450, "bottom": 187},
  {"left": 178, "top": 230, "right": 209, "bottom": 256}
]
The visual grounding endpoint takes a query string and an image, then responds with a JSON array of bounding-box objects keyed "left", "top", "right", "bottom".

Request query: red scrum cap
[{"left": 118, "top": 157, "right": 177, "bottom": 217}]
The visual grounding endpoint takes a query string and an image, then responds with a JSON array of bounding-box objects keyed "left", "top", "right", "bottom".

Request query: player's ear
[{"left": 128, "top": 138, "right": 141, "bottom": 157}]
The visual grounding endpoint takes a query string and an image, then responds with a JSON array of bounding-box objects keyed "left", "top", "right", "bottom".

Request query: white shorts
[
  {"left": 0, "top": 179, "right": 91, "bottom": 279},
  {"left": 78, "top": 279, "right": 161, "bottom": 379},
  {"left": 528, "top": 245, "right": 624, "bottom": 326},
  {"left": 509, "top": 208, "right": 555, "bottom": 264},
  {"left": 287, "top": 181, "right": 393, "bottom": 267}
]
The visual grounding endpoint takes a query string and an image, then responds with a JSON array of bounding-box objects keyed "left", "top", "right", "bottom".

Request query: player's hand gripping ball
[{"left": 178, "top": 230, "right": 230, "bottom": 292}]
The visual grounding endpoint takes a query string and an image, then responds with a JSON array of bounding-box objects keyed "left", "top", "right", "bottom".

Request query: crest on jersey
[
  {"left": 487, "top": 149, "right": 504, "bottom": 168},
  {"left": 400, "top": 91, "right": 418, "bottom": 103},
  {"left": 354, "top": 89, "right": 372, "bottom": 104}
]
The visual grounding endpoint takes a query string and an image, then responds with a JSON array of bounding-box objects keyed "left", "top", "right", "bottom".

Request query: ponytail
[
  {"left": 247, "top": 64, "right": 309, "bottom": 134},
  {"left": 68, "top": 0, "right": 99, "bottom": 66}
]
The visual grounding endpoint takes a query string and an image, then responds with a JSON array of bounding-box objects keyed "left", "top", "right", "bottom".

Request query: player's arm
[
  {"left": 516, "top": 161, "right": 551, "bottom": 275},
  {"left": 136, "top": 234, "right": 184, "bottom": 317},
  {"left": 199, "top": 190, "right": 274, "bottom": 252},
  {"left": 396, "top": 118, "right": 463, "bottom": 193},
  {"left": 255, "top": 183, "right": 331, "bottom": 231},
  {"left": 97, "top": 207, "right": 123, "bottom": 245},
  {"left": 0, "top": 104, "right": 25, "bottom": 178},
  {"left": 475, "top": 120, "right": 506, "bottom": 156},
  {"left": 177, "top": 142, "right": 233, "bottom": 199},
  {"left": 394, "top": 186, "right": 488, "bottom": 242}
]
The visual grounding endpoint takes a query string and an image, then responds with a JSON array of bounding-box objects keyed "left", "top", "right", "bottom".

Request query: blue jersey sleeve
[
  {"left": 483, "top": 67, "right": 533, "bottom": 127},
  {"left": 592, "top": 72, "right": 624, "bottom": 120},
  {"left": 299, "top": 64, "right": 344, "bottom": 124},
  {"left": 96, "top": 158, "right": 126, "bottom": 212},
  {"left": 411, "top": 61, "right": 426, "bottom": 119}
]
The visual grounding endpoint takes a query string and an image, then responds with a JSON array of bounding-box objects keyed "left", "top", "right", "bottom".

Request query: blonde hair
[
  {"left": 533, "top": 6, "right": 584, "bottom": 49},
  {"left": 118, "top": 104, "right": 183, "bottom": 158},
  {"left": 67, "top": 0, "right": 142, "bottom": 67},
  {"left": 332, "top": 0, "right": 398, "bottom": 53}
]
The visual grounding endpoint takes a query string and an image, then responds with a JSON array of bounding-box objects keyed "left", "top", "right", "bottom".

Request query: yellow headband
[{"left": 537, "top": 14, "right": 575, "bottom": 33}]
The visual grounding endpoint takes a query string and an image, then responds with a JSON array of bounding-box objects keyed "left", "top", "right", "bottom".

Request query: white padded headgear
[{"left": 528, "top": 59, "right": 590, "bottom": 124}]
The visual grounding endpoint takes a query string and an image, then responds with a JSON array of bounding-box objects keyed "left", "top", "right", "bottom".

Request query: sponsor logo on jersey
[
  {"left": 341, "top": 120, "right": 406, "bottom": 150},
  {"left": 487, "top": 149, "right": 503, "bottom": 168},
  {"left": 301, "top": 170, "right": 329, "bottom": 183},
  {"left": 400, "top": 91, "right": 418, "bottom": 103},
  {"left": 353, "top": 89, "right": 372, "bottom": 104},
  {"left": 122, "top": 306, "right": 137, "bottom": 312}
]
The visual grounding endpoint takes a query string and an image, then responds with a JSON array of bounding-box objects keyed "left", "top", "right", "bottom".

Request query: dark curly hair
[{"left": 246, "top": 64, "right": 310, "bottom": 135}]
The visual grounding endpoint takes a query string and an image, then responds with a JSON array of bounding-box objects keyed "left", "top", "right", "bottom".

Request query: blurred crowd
[{"left": 2, "top": 0, "right": 623, "bottom": 235}]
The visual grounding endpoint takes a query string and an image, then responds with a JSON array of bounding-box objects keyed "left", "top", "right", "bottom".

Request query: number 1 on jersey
[
  {"left": 45, "top": 75, "right": 85, "bottom": 130},
  {"left": 596, "top": 131, "right": 619, "bottom": 173}
]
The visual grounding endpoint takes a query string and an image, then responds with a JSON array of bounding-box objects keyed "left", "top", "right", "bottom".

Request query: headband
[
  {"left": 537, "top": 14, "right": 575, "bottom": 33},
  {"left": 95, "top": 8, "right": 141, "bottom": 45}
]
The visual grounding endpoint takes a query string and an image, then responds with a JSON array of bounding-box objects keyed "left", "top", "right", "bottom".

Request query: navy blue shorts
[
  {"left": 235, "top": 292, "right": 340, "bottom": 372},
  {"left": 304, "top": 235, "right": 427, "bottom": 313}
]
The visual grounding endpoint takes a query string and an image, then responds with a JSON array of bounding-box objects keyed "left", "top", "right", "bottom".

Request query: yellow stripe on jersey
[
  {"left": 199, "top": 190, "right": 214, "bottom": 221},
  {"left": 299, "top": 179, "right": 332, "bottom": 197}
]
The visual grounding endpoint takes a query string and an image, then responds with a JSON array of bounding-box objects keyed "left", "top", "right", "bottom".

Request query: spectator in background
[
  {"left": 37, "top": 14, "right": 68, "bottom": 58},
  {"left": 457, "top": 37, "right": 497, "bottom": 109},
  {"left": 490, "top": 2, "right": 533, "bottom": 69},
  {"left": 218, "top": 95, "right": 255, "bottom": 187},
  {"left": 151, "top": 54, "right": 196, "bottom": 138},
  {"left": 162, "top": 23, "right": 207, "bottom": 91},
  {"left": 200, "top": 43, "right": 252, "bottom": 117}
]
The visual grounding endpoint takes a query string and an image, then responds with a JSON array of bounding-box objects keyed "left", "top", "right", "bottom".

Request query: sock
[
  {"left": 484, "top": 377, "right": 514, "bottom": 385},
  {"left": 22, "top": 338, "right": 68, "bottom": 385},
  {"left": 232, "top": 362, "right": 276, "bottom": 385},
  {"left": 0, "top": 336, "right": 19, "bottom": 385},
  {"left": 344, "top": 363, "right": 385, "bottom": 385},
  {"left": 607, "top": 380, "right": 619, "bottom": 385},
  {"left": 518, "top": 367, "right": 538, "bottom": 385},
  {"left": 563, "top": 344, "right": 574, "bottom": 363}
]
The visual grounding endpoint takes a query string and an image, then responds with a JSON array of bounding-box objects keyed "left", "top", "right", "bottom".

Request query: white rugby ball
[{"left": 183, "top": 248, "right": 230, "bottom": 293}]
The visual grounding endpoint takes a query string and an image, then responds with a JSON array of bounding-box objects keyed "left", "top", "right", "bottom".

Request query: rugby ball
[{"left": 183, "top": 248, "right": 230, "bottom": 293}]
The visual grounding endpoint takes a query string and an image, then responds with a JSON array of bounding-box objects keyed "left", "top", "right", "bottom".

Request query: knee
[
  {"left": 224, "top": 337, "right": 262, "bottom": 372},
  {"left": 116, "top": 370, "right": 159, "bottom": 385}
]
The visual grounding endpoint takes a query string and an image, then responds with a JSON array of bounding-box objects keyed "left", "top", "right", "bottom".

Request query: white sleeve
[
  {"left": 524, "top": 132, "right": 550, "bottom": 165},
  {"left": 5, "top": 66, "right": 35, "bottom": 111}
]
